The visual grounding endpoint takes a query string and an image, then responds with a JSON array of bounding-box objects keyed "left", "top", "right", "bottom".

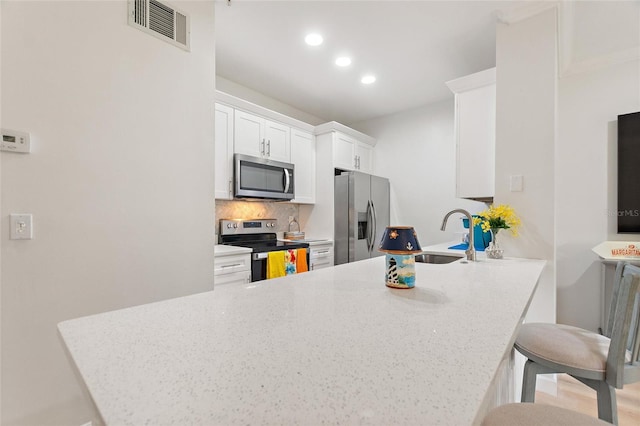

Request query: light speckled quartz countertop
[
  {"left": 213, "top": 244, "right": 252, "bottom": 256},
  {"left": 58, "top": 253, "right": 545, "bottom": 425}
]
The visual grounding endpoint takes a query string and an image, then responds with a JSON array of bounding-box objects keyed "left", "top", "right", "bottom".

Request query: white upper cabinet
[
  {"left": 355, "top": 141, "right": 373, "bottom": 174},
  {"left": 446, "top": 68, "right": 496, "bottom": 202},
  {"left": 215, "top": 91, "right": 317, "bottom": 203},
  {"left": 234, "top": 110, "right": 291, "bottom": 163},
  {"left": 331, "top": 131, "right": 374, "bottom": 173},
  {"left": 234, "top": 110, "right": 263, "bottom": 158},
  {"left": 290, "top": 129, "right": 316, "bottom": 204},
  {"left": 264, "top": 120, "right": 291, "bottom": 163},
  {"left": 215, "top": 103, "right": 234, "bottom": 200},
  {"left": 333, "top": 132, "right": 357, "bottom": 170}
]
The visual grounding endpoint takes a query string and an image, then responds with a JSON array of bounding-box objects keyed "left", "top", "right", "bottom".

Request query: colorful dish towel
[
  {"left": 267, "top": 250, "right": 307, "bottom": 278},
  {"left": 266, "top": 251, "right": 286, "bottom": 279},
  {"left": 296, "top": 248, "right": 308, "bottom": 273},
  {"left": 284, "top": 250, "right": 297, "bottom": 275}
]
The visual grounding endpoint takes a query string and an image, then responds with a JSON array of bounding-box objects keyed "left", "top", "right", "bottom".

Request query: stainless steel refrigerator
[{"left": 334, "top": 171, "right": 390, "bottom": 265}]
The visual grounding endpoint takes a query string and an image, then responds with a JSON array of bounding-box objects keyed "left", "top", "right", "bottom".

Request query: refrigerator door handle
[
  {"left": 370, "top": 200, "right": 377, "bottom": 253},
  {"left": 365, "top": 200, "right": 373, "bottom": 252}
]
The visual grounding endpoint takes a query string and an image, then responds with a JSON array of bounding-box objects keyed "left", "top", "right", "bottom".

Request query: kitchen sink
[{"left": 415, "top": 253, "right": 465, "bottom": 264}]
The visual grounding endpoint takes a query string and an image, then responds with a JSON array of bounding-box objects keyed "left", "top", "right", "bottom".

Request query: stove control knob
[
  {"left": 233, "top": 223, "right": 238, "bottom": 228},
  {"left": 226, "top": 223, "right": 233, "bottom": 229}
]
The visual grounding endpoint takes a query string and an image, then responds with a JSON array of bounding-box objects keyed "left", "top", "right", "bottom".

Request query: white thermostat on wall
[{"left": 1, "top": 128, "right": 31, "bottom": 153}]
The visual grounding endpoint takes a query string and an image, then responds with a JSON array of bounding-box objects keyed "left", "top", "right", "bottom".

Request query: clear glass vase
[{"left": 486, "top": 228, "right": 504, "bottom": 259}]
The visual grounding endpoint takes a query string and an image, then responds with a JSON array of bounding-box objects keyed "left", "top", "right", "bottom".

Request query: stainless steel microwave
[{"left": 234, "top": 154, "right": 295, "bottom": 200}]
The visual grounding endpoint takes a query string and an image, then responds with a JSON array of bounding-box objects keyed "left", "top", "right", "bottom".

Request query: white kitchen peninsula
[{"left": 58, "top": 256, "right": 545, "bottom": 425}]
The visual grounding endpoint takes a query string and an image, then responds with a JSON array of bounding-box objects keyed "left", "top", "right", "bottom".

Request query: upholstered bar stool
[
  {"left": 514, "top": 262, "right": 640, "bottom": 425},
  {"left": 481, "top": 403, "right": 610, "bottom": 426}
]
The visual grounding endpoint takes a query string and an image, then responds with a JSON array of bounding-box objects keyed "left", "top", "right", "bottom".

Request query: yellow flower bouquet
[
  {"left": 473, "top": 204, "right": 521, "bottom": 237},
  {"left": 473, "top": 204, "right": 521, "bottom": 259}
]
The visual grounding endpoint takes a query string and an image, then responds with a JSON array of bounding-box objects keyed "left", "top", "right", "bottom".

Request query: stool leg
[
  {"left": 521, "top": 359, "right": 538, "bottom": 402},
  {"left": 596, "top": 381, "right": 618, "bottom": 425}
]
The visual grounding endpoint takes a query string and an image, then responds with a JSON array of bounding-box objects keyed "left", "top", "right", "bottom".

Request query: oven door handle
[
  {"left": 283, "top": 169, "right": 291, "bottom": 194},
  {"left": 253, "top": 253, "right": 268, "bottom": 260}
]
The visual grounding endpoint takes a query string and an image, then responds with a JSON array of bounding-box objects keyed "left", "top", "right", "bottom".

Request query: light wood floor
[{"left": 535, "top": 375, "right": 640, "bottom": 425}]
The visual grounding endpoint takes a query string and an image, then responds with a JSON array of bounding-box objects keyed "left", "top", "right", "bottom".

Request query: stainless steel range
[{"left": 219, "top": 219, "right": 309, "bottom": 282}]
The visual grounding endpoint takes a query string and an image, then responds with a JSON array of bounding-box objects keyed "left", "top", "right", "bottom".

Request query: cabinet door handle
[
  {"left": 261, "top": 138, "right": 265, "bottom": 155},
  {"left": 267, "top": 140, "right": 271, "bottom": 156},
  {"left": 228, "top": 179, "right": 232, "bottom": 197},
  {"left": 357, "top": 155, "right": 361, "bottom": 169},
  {"left": 221, "top": 263, "right": 243, "bottom": 268},
  {"left": 314, "top": 250, "right": 330, "bottom": 255},
  {"left": 354, "top": 155, "right": 358, "bottom": 169}
]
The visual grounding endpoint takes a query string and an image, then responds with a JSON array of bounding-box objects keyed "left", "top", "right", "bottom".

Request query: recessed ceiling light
[
  {"left": 335, "top": 57, "right": 352, "bottom": 67},
  {"left": 361, "top": 75, "right": 376, "bottom": 85},
  {"left": 305, "top": 33, "right": 323, "bottom": 46}
]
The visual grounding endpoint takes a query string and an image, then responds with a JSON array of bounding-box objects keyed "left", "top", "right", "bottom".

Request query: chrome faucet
[{"left": 441, "top": 209, "right": 476, "bottom": 261}]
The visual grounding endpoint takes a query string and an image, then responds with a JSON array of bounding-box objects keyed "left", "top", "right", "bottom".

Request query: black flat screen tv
[{"left": 618, "top": 111, "right": 640, "bottom": 233}]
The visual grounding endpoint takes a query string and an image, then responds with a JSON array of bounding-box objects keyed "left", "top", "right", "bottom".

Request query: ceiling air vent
[{"left": 128, "top": 0, "right": 190, "bottom": 51}]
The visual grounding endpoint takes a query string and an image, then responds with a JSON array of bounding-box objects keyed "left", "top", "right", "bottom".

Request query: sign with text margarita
[
  {"left": 611, "top": 244, "right": 640, "bottom": 257},
  {"left": 592, "top": 241, "right": 640, "bottom": 260}
]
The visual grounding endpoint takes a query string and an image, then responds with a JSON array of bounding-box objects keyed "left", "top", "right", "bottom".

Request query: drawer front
[
  {"left": 214, "top": 253, "right": 251, "bottom": 276},
  {"left": 310, "top": 243, "right": 334, "bottom": 260},
  {"left": 310, "top": 257, "right": 333, "bottom": 271},
  {"left": 310, "top": 249, "right": 333, "bottom": 259},
  {"left": 215, "top": 270, "right": 251, "bottom": 286}
]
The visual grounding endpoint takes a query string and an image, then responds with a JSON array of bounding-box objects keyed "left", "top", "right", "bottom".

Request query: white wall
[
  {"left": 216, "top": 75, "right": 327, "bottom": 125},
  {"left": 352, "top": 100, "right": 485, "bottom": 246},
  {"left": 495, "top": 9, "right": 557, "bottom": 325},
  {"left": 0, "top": 1, "right": 3, "bottom": 422},
  {"left": 556, "top": 58, "right": 640, "bottom": 330},
  {"left": 495, "top": 8, "right": 558, "bottom": 399},
  {"left": 1, "top": 1, "right": 215, "bottom": 425}
]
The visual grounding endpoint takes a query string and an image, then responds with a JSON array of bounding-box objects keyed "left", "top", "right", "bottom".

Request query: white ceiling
[
  {"left": 215, "top": 0, "right": 517, "bottom": 124},
  {"left": 215, "top": 1, "right": 640, "bottom": 125}
]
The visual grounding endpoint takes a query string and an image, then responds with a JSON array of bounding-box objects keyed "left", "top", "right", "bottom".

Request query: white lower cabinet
[
  {"left": 214, "top": 248, "right": 252, "bottom": 287},
  {"left": 309, "top": 241, "right": 334, "bottom": 271},
  {"left": 215, "top": 270, "right": 251, "bottom": 286}
]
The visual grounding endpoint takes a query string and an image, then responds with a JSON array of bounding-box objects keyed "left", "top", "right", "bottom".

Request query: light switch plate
[
  {"left": 10, "top": 214, "right": 33, "bottom": 240},
  {"left": 510, "top": 175, "right": 524, "bottom": 192}
]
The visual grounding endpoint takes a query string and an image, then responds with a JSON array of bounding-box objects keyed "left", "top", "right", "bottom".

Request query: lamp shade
[{"left": 378, "top": 226, "right": 422, "bottom": 254}]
